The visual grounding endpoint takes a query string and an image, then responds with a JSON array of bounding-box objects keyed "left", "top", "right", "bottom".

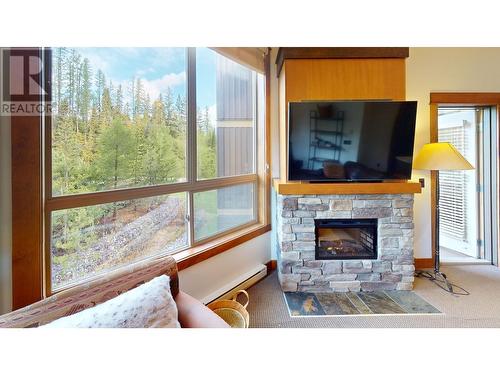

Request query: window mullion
[
  {"left": 187, "top": 47, "right": 197, "bottom": 184},
  {"left": 254, "top": 71, "right": 260, "bottom": 222},
  {"left": 253, "top": 71, "right": 258, "bottom": 174},
  {"left": 45, "top": 181, "right": 192, "bottom": 211},
  {"left": 186, "top": 47, "right": 197, "bottom": 247},
  {"left": 45, "top": 174, "right": 258, "bottom": 212},
  {"left": 187, "top": 191, "right": 195, "bottom": 248},
  {"left": 190, "top": 174, "right": 257, "bottom": 192}
]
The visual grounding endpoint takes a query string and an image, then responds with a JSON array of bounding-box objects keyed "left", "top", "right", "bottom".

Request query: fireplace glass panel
[{"left": 315, "top": 219, "right": 377, "bottom": 260}]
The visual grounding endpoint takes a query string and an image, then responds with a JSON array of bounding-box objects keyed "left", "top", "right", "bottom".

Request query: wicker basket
[{"left": 207, "top": 290, "right": 249, "bottom": 328}]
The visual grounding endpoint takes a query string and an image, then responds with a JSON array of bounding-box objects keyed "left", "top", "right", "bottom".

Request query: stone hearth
[{"left": 276, "top": 193, "right": 415, "bottom": 292}]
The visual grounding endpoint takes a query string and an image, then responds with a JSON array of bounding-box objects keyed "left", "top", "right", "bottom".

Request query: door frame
[{"left": 429, "top": 92, "right": 500, "bottom": 266}]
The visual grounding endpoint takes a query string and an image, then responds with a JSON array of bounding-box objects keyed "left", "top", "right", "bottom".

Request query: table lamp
[{"left": 413, "top": 142, "right": 474, "bottom": 294}]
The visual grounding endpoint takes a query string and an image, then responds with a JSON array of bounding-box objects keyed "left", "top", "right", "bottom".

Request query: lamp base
[{"left": 415, "top": 269, "right": 470, "bottom": 296}]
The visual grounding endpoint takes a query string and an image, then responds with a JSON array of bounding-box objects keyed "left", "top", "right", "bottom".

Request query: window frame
[{"left": 42, "top": 47, "right": 268, "bottom": 295}]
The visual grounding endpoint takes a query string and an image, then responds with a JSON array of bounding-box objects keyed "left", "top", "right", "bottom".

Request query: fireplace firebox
[{"left": 315, "top": 219, "right": 378, "bottom": 260}]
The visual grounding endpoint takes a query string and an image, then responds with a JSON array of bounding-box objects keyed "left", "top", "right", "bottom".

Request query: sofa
[{"left": 0, "top": 256, "right": 229, "bottom": 328}]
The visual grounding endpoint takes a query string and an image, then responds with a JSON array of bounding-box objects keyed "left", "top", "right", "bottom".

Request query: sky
[{"left": 74, "top": 47, "right": 217, "bottom": 121}]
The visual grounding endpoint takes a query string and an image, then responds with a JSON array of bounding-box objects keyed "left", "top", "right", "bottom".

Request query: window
[
  {"left": 46, "top": 48, "right": 266, "bottom": 292},
  {"left": 51, "top": 193, "right": 188, "bottom": 289},
  {"left": 193, "top": 183, "right": 255, "bottom": 241},
  {"left": 51, "top": 48, "right": 187, "bottom": 196},
  {"left": 196, "top": 48, "right": 256, "bottom": 179}
]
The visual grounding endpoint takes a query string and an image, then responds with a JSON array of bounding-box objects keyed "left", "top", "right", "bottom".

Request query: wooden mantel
[{"left": 273, "top": 179, "right": 422, "bottom": 195}]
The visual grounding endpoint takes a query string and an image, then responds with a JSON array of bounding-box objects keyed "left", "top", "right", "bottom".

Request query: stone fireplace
[{"left": 275, "top": 193, "right": 416, "bottom": 292}]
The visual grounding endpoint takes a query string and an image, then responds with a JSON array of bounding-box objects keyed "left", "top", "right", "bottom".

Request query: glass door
[{"left": 437, "top": 107, "right": 483, "bottom": 261}]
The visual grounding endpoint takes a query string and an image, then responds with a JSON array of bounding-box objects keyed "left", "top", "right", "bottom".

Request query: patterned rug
[{"left": 284, "top": 291, "right": 441, "bottom": 316}]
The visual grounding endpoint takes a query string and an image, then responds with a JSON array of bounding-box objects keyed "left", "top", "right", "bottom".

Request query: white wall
[
  {"left": 407, "top": 47, "right": 500, "bottom": 258},
  {"left": 0, "top": 48, "right": 13, "bottom": 314},
  {"left": 179, "top": 231, "right": 270, "bottom": 300}
]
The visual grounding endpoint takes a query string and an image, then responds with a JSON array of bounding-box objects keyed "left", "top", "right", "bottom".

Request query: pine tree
[
  {"left": 130, "top": 121, "right": 146, "bottom": 187},
  {"left": 79, "top": 58, "right": 92, "bottom": 125},
  {"left": 197, "top": 105, "right": 216, "bottom": 178},
  {"left": 151, "top": 97, "right": 166, "bottom": 128},
  {"left": 144, "top": 93, "right": 151, "bottom": 119},
  {"left": 164, "top": 87, "right": 174, "bottom": 120},
  {"left": 134, "top": 78, "right": 145, "bottom": 119},
  {"left": 66, "top": 49, "right": 75, "bottom": 113},
  {"left": 196, "top": 105, "right": 203, "bottom": 132},
  {"left": 101, "top": 87, "right": 113, "bottom": 127},
  {"left": 142, "top": 126, "right": 180, "bottom": 185},
  {"left": 129, "top": 77, "right": 136, "bottom": 119},
  {"left": 175, "top": 94, "right": 186, "bottom": 121},
  {"left": 95, "top": 69, "right": 106, "bottom": 112},
  {"left": 96, "top": 118, "right": 134, "bottom": 191},
  {"left": 170, "top": 94, "right": 186, "bottom": 135},
  {"left": 115, "top": 84, "right": 124, "bottom": 116},
  {"left": 74, "top": 53, "right": 82, "bottom": 132},
  {"left": 203, "top": 106, "right": 211, "bottom": 132},
  {"left": 83, "top": 106, "right": 100, "bottom": 188},
  {"left": 54, "top": 48, "right": 66, "bottom": 112}
]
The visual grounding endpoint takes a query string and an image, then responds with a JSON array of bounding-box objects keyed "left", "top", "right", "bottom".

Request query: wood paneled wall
[{"left": 278, "top": 57, "right": 407, "bottom": 181}]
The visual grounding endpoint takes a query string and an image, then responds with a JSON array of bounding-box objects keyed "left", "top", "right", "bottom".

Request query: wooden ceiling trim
[{"left": 276, "top": 47, "right": 409, "bottom": 76}]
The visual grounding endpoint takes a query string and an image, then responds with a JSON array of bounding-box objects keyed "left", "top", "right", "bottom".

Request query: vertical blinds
[{"left": 438, "top": 123, "right": 469, "bottom": 241}]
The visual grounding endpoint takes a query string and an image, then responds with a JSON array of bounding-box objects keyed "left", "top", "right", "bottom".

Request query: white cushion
[{"left": 42, "top": 275, "right": 180, "bottom": 328}]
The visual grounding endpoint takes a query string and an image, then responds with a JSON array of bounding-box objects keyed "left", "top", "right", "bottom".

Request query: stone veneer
[{"left": 276, "top": 193, "right": 415, "bottom": 292}]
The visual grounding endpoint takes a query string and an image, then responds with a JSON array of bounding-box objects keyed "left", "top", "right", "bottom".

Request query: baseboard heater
[{"left": 202, "top": 264, "right": 267, "bottom": 305}]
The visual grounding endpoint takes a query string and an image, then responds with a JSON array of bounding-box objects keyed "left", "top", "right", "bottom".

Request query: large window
[{"left": 46, "top": 48, "right": 265, "bottom": 292}]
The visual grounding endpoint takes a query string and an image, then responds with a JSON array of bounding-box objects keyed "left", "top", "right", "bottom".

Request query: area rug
[{"left": 284, "top": 291, "right": 441, "bottom": 316}]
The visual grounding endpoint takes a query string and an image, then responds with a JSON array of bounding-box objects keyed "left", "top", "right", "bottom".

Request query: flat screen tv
[{"left": 288, "top": 100, "right": 417, "bottom": 182}]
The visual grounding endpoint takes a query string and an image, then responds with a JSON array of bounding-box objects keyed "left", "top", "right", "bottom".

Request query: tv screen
[{"left": 288, "top": 101, "right": 417, "bottom": 182}]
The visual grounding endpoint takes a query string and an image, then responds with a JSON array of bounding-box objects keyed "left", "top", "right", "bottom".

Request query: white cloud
[
  {"left": 142, "top": 71, "right": 186, "bottom": 100},
  {"left": 116, "top": 48, "right": 142, "bottom": 58},
  {"left": 148, "top": 48, "right": 183, "bottom": 67},
  {"left": 135, "top": 67, "right": 156, "bottom": 76}
]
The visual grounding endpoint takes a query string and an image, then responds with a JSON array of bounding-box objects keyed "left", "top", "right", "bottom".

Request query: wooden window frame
[
  {"left": 10, "top": 48, "right": 45, "bottom": 309},
  {"left": 11, "top": 47, "right": 271, "bottom": 304}
]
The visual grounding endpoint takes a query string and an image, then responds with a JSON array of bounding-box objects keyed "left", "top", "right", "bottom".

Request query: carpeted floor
[{"left": 245, "top": 264, "right": 500, "bottom": 327}]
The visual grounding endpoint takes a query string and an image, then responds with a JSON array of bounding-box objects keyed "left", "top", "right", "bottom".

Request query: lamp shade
[{"left": 413, "top": 142, "right": 474, "bottom": 171}]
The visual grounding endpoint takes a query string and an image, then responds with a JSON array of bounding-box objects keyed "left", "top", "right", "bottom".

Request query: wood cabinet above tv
[{"left": 276, "top": 47, "right": 410, "bottom": 76}]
